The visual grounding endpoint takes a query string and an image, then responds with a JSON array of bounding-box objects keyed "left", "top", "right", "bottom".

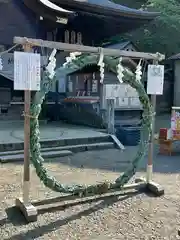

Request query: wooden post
[
  {"left": 23, "top": 97, "right": 31, "bottom": 200},
  {"left": 107, "top": 98, "right": 115, "bottom": 134},
  {"left": 146, "top": 59, "right": 158, "bottom": 183},
  {"left": 15, "top": 44, "right": 38, "bottom": 222},
  {"left": 146, "top": 94, "right": 156, "bottom": 183},
  {"left": 145, "top": 90, "right": 164, "bottom": 195},
  {"left": 23, "top": 44, "right": 31, "bottom": 204},
  {"left": 136, "top": 60, "right": 164, "bottom": 196}
]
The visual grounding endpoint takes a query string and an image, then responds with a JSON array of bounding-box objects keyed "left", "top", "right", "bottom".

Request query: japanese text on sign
[
  {"left": 147, "top": 64, "right": 164, "bottom": 95},
  {"left": 14, "top": 51, "right": 41, "bottom": 91}
]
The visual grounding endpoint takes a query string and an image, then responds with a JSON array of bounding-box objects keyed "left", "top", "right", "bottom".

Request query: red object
[{"left": 159, "top": 128, "right": 168, "bottom": 140}]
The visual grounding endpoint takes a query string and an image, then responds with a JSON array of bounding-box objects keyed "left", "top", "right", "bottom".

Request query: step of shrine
[
  {"left": 0, "top": 136, "right": 115, "bottom": 163},
  {"left": 0, "top": 150, "right": 73, "bottom": 163},
  {"left": 0, "top": 135, "right": 112, "bottom": 152}
]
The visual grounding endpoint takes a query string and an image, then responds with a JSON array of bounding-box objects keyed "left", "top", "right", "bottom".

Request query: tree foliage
[{"left": 113, "top": 0, "right": 180, "bottom": 56}]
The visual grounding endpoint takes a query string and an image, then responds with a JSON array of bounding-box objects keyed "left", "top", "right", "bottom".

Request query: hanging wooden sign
[{"left": 64, "top": 30, "right": 82, "bottom": 44}]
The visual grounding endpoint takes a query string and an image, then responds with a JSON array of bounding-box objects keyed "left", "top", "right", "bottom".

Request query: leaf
[{"left": 112, "top": 0, "right": 180, "bottom": 56}]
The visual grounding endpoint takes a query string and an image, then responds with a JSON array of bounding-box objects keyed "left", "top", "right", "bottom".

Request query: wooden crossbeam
[
  {"left": 33, "top": 182, "right": 145, "bottom": 207},
  {"left": 14, "top": 36, "right": 165, "bottom": 61}
]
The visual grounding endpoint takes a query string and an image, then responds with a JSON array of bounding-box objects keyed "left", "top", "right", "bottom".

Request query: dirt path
[{"left": 0, "top": 149, "right": 180, "bottom": 239}]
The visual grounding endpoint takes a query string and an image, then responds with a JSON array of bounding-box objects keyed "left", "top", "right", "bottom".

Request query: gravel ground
[{"left": 1, "top": 148, "right": 180, "bottom": 239}]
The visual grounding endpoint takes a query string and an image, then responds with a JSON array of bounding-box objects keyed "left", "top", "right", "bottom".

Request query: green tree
[{"left": 113, "top": 0, "right": 180, "bottom": 56}]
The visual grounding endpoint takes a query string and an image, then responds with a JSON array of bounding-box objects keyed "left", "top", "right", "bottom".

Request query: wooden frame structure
[{"left": 13, "top": 36, "right": 165, "bottom": 222}]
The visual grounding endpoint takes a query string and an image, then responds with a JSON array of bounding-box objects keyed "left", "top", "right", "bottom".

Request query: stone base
[
  {"left": 135, "top": 177, "right": 164, "bottom": 197},
  {"left": 15, "top": 198, "right": 38, "bottom": 222},
  {"left": 147, "top": 181, "right": 164, "bottom": 196}
]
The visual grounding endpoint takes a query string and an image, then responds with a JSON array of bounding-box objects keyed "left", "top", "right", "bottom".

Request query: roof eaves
[
  {"left": 55, "top": 0, "right": 160, "bottom": 20},
  {"left": 168, "top": 54, "right": 180, "bottom": 60},
  {"left": 103, "top": 41, "right": 131, "bottom": 50}
]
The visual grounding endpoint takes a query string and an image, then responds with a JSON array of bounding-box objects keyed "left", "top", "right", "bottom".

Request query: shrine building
[{"left": 0, "top": 0, "right": 159, "bottom": 122}]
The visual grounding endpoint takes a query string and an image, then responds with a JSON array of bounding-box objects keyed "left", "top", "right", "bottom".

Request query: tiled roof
[
  {"left": 54, "top": 0, "right": 159, "bottom": 19},
  {"left": 169, "top": 53, "right": 180, "bottom": 60},
  {"left": 103, "top": 41, "right": 131, "bottom": 50},
  {"left": 87, "top": 0, "right": 159, "bottom": 17}
]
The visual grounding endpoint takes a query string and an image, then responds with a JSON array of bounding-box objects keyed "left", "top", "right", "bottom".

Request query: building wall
[
  {"left": 156, "top": 77, "right": 173, "bottom": 113},
  {"left": 0, "top": 0, "right": 39, "bottom": 45},
  {"left": 174, "top": 61, "right": 180, "bottom": 106},
  {"left": 56, "top": 52, "right": 69, "bottom": 93},
  {"left": 66, "top": 72, "right": 101, "bottom": 97}
]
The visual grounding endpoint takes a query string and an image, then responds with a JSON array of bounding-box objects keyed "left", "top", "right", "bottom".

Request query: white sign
[
  {"left": 115, "top": 97, "right": 129, "bottom": 107},
  {"left": 56, "top": 17, "right": 68, "bottom": 24},
  {"left": 67, "top": 76, "right": 73, "bottom": 92},
  {"left": 130, "top": 97, "right": 141, "bottom": 106},
  {"left": 103, "top": 84, "right": 141, "bottom": 109},
  {"left": 147, "top": 64, "right": 164, "bottom": 95},
  {"left": 105, "top": 84, "right": 120, "bottom": 99},
  {"left": 14, "top": 51, "right": 41, "bottom": 91},
  {"left": 0, "top": 57, "right": 3, "bottom": 71},
  {"left": 0, "top": 53, "right": 47, "bottom": 81},
  {"left": 105, "top": 84, "right": 139, "bottom": 99},
  {"left": 92, "top": 79, "right": 98, "bottom": 93}
]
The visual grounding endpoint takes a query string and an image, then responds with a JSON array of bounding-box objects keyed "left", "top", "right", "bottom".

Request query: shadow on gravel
[
  {"left": 1, "top": 191, "right": 141, "bottom": 240},
  {"left": 6, "top": 146, "right": 180, "bottom": 175},
  {"left": 0, "top": 206, "right": 26, "bottom": 227},
  {"left": 45, "top": 148, "right": 180, "bottom": 175}
]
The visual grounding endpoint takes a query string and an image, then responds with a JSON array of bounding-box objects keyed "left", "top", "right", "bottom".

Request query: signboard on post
[
  {"left": 0, "top": 53, "right": 47, "bottom": 81},
  {"left": 14, "top": 49, "right": 41, "bottom": 211},
  {"left": 146, "top": 63, "right": 164, "bottom": 183},
  {"left": 14, "top": 51, "right": 41, "bottom": 91},
  {"left": 147, "top": 64, "right": 164, "bottom": 95}
]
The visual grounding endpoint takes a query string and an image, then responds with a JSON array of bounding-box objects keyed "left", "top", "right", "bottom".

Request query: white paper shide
[
  {"left": 147, "top": 64, "right": 164, "bottom": 95},
  {"left": 14, "top": 51, "right": 41, "bottom": 91}
]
